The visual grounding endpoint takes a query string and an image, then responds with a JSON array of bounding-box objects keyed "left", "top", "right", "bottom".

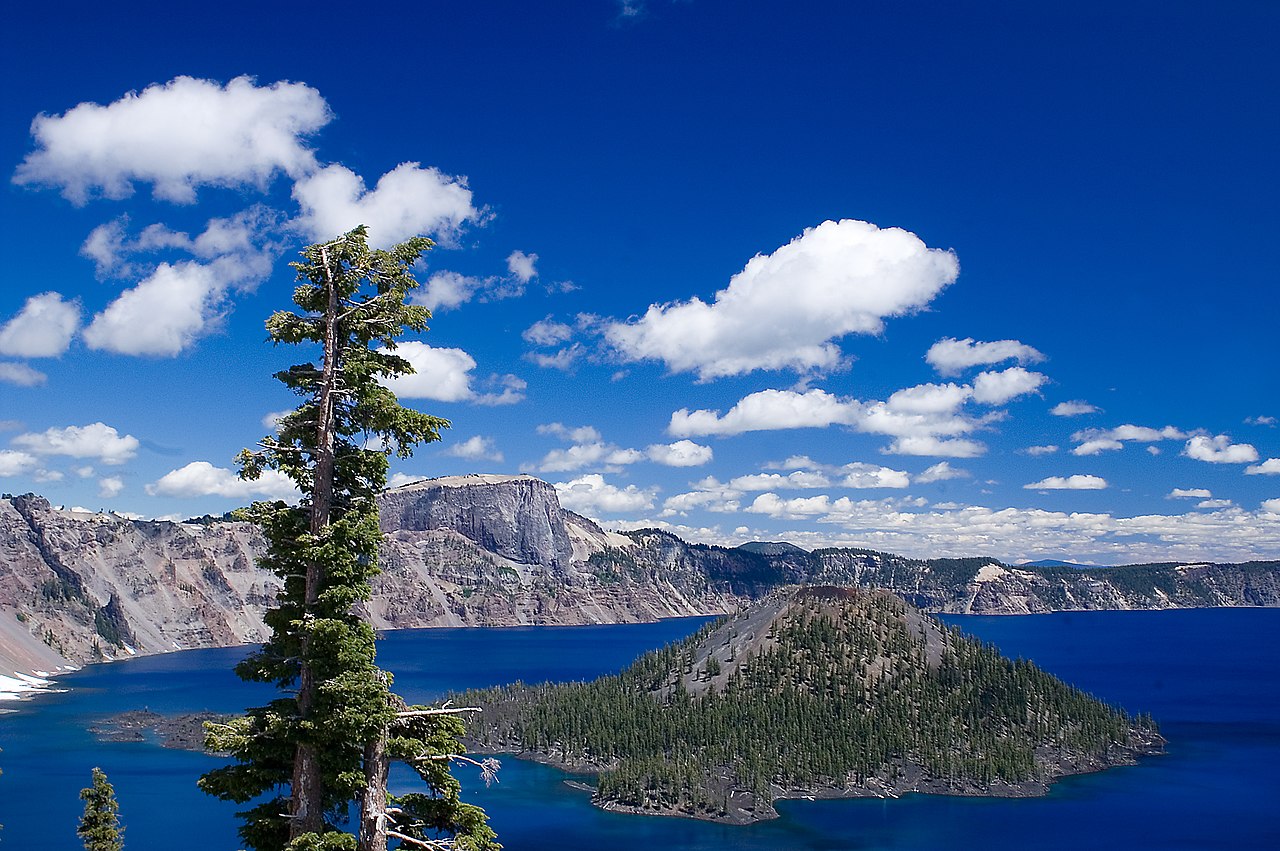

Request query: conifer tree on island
[
  {"left": 78, "top": 767, "right": 123, "bottom": 851},
  {"left": 199, "top": 227, "right": 499, "bottom": 851}
]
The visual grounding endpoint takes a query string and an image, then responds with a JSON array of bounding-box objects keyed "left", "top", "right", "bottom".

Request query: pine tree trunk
[
  {"left": 291, "top": 244, "right": 341, "bottom": 840},
  {"left": 356, "top": 727, "right": 391, "bottom": 851},
  {"left": 310, "top": 244, "right": 339, "bottom": 539}
]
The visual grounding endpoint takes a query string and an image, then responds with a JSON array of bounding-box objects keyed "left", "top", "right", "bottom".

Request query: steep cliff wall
[{"left": 379, "top": 475, "right": 575, "bottom": 573}]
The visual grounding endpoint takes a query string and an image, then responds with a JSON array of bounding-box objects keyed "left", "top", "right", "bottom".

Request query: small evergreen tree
[
  {"left": 77, "top": 767, "right": 123, "bottom": 851},
  {"left": 199, "top": 227, "right": 498, "bottom": 851}
]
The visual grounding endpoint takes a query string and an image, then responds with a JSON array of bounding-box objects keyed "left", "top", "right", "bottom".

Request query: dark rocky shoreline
[
  {"left": 90, "top": 709, "right": 231, "bottom": 751},
  {"left": 502, "top": 728, "right": 1166, "bottom": 825}
]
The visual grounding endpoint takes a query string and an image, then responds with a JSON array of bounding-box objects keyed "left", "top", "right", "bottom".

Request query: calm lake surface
[{"left": 1, "top": 608, "right": 1277, "bottom": 849}]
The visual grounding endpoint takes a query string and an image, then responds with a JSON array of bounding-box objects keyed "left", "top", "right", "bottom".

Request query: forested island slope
[{"left": 459, "top": 587, "right": 1163, "bottom": 823}]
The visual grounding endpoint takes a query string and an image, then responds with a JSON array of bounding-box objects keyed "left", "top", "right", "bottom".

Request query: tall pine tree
[
  {"left": 77, "top": 768, "right": 123, "bottom": 851},
  {"left": 199, "top": 227, "right": 498, "bottom": 851}
]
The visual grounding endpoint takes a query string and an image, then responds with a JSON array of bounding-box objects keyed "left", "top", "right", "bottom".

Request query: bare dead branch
[
  {"left": 408, "top": 753, "right": 501, "bottom": 785},
  {"left": 386, "top": 829, "right": 454, "bottom": 850},
  {"left": 395, "top": 706, "right": 482, "bottom": 719},
  {"left": 394, "top": 699, "right": 482, "bottom": 721}
]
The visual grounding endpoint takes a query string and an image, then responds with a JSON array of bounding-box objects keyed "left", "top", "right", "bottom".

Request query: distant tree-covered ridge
[{"left": 457, "top": 586, "right": 1164, "bottom": 823}]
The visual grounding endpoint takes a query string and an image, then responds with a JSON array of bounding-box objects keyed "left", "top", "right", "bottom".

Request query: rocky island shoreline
[
  {"left": 90, "top": 709, "right": 232, "bottom": 751},
  {"left": 526, "top": 732, "right": 1167, "bottom": 825}
]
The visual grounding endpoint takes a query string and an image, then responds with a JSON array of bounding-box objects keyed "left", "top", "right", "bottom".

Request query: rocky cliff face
[
  {"left": 0, "top": 479, "right": 736, "bottom": 677},
  {"left": 0, "top": 494, "right": 275, "bottom": 678},
  {"left": 2, "top": 478, "right": 1278, "bottom": 682},
  {"left": 379, "top": 475, "right": 574, "bottom": 573}
]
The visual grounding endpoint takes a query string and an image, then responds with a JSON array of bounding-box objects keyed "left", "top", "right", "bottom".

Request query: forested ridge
[{"left": 458, "top": 587, "right": 1163, "bottom": 822}]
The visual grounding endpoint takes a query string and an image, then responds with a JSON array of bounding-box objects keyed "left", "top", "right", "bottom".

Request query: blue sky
[{"left": 2, "top": 0, "right": 1277, "bottom": 564}]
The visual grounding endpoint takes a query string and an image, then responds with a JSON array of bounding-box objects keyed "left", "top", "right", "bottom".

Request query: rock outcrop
[{"left": 379, "top": 475, "right": 575, "bottom": 574}]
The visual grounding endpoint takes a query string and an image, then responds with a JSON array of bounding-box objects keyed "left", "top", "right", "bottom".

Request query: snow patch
[
  {"left": 0, "top": 671, "right": 53, "bottom": 701},
  {"left": 973, "top": 564, "right": 1009, "bottom": 583}
]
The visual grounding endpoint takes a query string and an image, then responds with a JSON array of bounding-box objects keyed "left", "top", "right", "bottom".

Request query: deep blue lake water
[{"left": 1, "top": 608, "right": 1277, "bottom": 849}]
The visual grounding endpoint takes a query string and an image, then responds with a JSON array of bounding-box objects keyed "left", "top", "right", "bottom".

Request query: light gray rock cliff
[{"left": 379, "top": 475, "right": 574, "bottom": 573}]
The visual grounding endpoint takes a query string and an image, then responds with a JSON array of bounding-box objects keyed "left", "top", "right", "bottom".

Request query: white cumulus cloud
[
  {"left": 292, "top": 162, "right": 479, "bottom": 247},
  {"left": 1072, "top": 439, "right": 1123, "bottom": 456},
  {"left": 886, "top": 382, "right": 971, "bottom": 414},
  {"left": 526, "top": 345, "right": 585, "bottom": 371},
  {"left": 1024, "top": 475, "right": 1108, "bottom": 490},
  {"left": 1183, "top": 434, "right": 1259, "bottom": 464},
  {"left": 1072, "top": 424, "right": 1186, "bottom": 456},
  {"left": 12, "top": 422, "right": 138, "bottom": 464},
  {"left": 412, "top": 271, "right": 486, "bottom": 312},
  {"left": 670, "top": 386, "right": 990, "bottom": 457},
  {"left": 841, "top": 463, "right": 912, "bottom": 488},
  {"left": 553, "top": 474, "right": 656, "bottom": 516},
  {"left": 83, "top": 260, "right": 229, "bottom": 356},
  {"left": 646, "top": 440, "right": 713, "bottom": 467},
  {"left": 81, "top": 210, "right": 279, "bottom": 357},
  {"left": 1245, "top": 458, "right": 1280, "bottom": 475},
  {"left": 887, "top": 436, "right": 987, "bottom": 458},
  {"left": 442, "top": 435, "right": 504, "bottom": 462},
  {"left": 98, "top": 476, "right": 125, "bottom": 498},
  {"left": 746, "top": 493, "right": 834, "bottom": 518},
  {"left": 379, "top": 341, "right": 523, "bottom": 406},
  {"left": 1051, "top": 400, "right": 1099, "bottom": 417},
  {"left": 915, "top": 461, "right": 969, "bottom": 483},
  {"left": 82, "top": 206, "right": 281, "bottom": 280},
  {"left": 523, "top": 316, "right": 575, "bottom": 346},
  {"left": 725, "top": 471, "right": 833, "bottom": 491},
  {"left": 534, "top": 443, "right": 644, "bottom": 473},
  {"left": 147, "top": 461, "right": 298, "bottom": 499},
  {"left": 970, "top": 367, "right": 1047, "bottom": 405},
  {"left": 669, "top": 388, "right": 863, "bottom": 436},
  {"left": 538, "top": 423, "right": 602, "bottom": 443},
  {"left": 380, "top": 342, "right": 476, "bottom": 402},
  {"left": 925, "top": 337, "right": 1044, "bottom": 376},
  {"left": 0, "top": 363, "right": 47, "bottom": 386},
  {"left": 606, "top": 219, "right": 959, "bottom": 380},
  {"left": 0, "top": 292, "right": 81, "bottom": 357},
  {"left": 0, "top": 450, "right": 38, "bottom": 477},
  {"left": 506, "top": 250, "right": 538, "bottom": 283},
  {"left": 15, "top": 76, "right": 329, "bottom": 204},
  {"left": 1167, "top": 488, "right": 1212, "bottom": 499}
]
